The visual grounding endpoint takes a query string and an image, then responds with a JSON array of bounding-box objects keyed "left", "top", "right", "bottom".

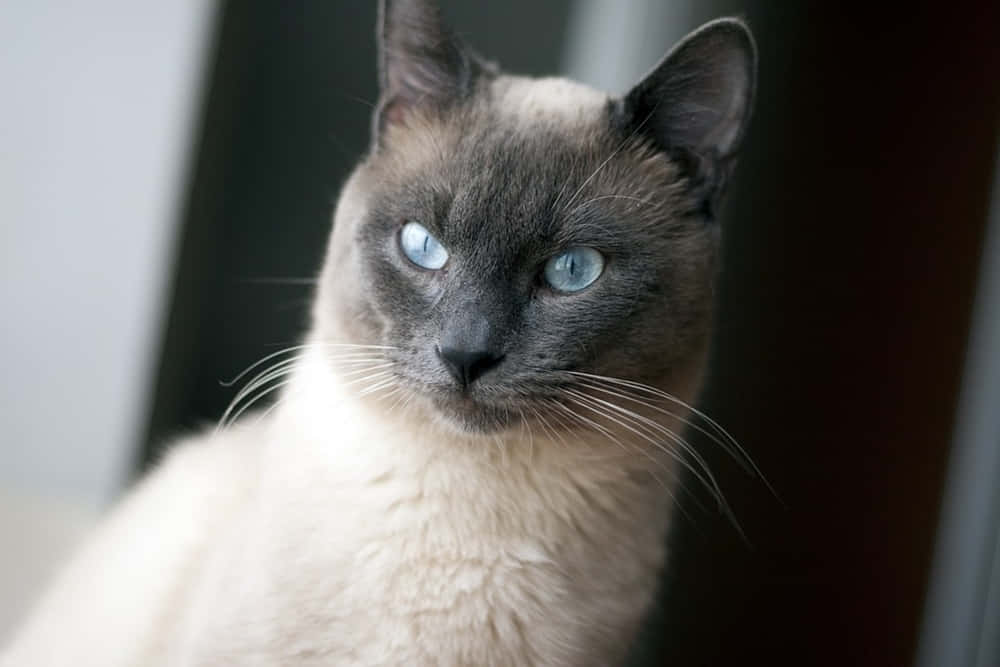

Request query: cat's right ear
[
  {"left": 373, "top": 0, "right": 484, "bottom": 144},
  {"left": 617, "top": 18, "right": 757, "bottom": 218}
]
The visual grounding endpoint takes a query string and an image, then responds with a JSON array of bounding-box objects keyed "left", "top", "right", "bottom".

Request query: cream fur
[{"left": 2, "top": 342, "right": 673, "bottom": 666}]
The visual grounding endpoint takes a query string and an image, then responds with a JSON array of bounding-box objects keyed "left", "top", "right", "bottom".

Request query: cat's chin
[{"left": 427, "top": 394, "right": 516, "bottom": 436}]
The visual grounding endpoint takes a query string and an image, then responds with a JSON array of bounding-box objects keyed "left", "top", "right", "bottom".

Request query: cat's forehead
[
  {"left": 371, "top": 73, "right": 683, "bottom": 235},
  {"left": 370, "top": 76, "right": 684, "bottom": 244},
  {"left": 378, "top": 75, "right": 615, "bottom": 172}
]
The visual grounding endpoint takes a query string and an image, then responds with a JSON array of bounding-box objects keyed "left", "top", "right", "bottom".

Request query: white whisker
[
  {"left": 222, "top": 356, "right": 391, "bottom": 428},
  {"left": 221, "top": 379, "right": 293, "bottom": 431},
  {"left": 356, "top": 374, "right": 398, "bottom": 397},
  {"left": 220, "top": 342, "right": 396, "bottom": 387},
  {"left": 566, "top": 370, "right": 774, "bottom": 497},
  {"left": 565, "top": 386, "right": 720, "bottom": 489},
  {"left": 564, "top": 392, "right": 724, "bottom": 508},
  {"left": 567, "top": 194, "right": 652, "bottom": 218},
  {"left": 518, "top": 408, "right": 534, "bottom": 462},
  {"left": 552, "top": 400, "right": 630, "bottom": 457},
  {"left": 575, "top": 378, "right": 750, "bottom": 472}
]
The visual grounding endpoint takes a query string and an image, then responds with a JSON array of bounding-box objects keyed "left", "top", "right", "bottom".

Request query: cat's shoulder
[
  {"left": 1, "top": 423, "right": 266, "bottom": 666},
  {"left": 132, "top": 421, "right": 264, "bottom": 510},
  {"left": 153, "top": 421, "right": 263, "bottom": 479}
]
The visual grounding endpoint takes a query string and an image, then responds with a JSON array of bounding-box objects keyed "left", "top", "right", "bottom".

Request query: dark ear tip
[
  {"left": 679, "top": 17, "right": 757, "bottom": 65},
  {"left": 669, "top": 17, "right": 758, "bottom": 119}
]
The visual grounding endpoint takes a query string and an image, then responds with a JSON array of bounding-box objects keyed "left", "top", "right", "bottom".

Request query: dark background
[{"left": 140, "top": 2, "right": 1000, "bottom": 665}]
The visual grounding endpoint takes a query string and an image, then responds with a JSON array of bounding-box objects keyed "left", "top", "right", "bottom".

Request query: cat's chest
[
  {"left": 189, "top": 435, "right": 665, "bottom": 666},
  {"left": 197, "top": 488, "right": 611, "bottom": 664},
  {"left": 258, "top": 452, "right": 593, "bottom": 616}
]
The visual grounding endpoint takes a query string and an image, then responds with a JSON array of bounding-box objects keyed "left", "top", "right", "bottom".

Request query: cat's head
[{"left": 314, "top": 0, "right": 755, "bottom": 434}]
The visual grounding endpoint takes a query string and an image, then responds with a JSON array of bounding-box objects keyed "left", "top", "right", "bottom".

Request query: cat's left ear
[
  {"left": 617, "top": 18, "right": 757, "bottom": 217},
  {"left": 374, "top": 0, "right": 487, "bottom": 143}
]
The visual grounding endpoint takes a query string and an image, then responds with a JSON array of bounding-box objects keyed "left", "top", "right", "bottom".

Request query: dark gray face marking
[{"left": 321, "top": 0, "right": 756, "bottom": 433}]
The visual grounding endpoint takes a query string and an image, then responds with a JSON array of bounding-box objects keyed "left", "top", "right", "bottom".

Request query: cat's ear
[
  {"left": 374, "top": 0, "right": 484, "bottom": 140},
  {"left": 618, "top": 18, "right": 756, "bottom": 217}
]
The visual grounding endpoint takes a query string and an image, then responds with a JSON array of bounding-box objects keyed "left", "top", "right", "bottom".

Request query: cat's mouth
[{"left": 388, "top": 367, "right": 555, "bottom": 435}]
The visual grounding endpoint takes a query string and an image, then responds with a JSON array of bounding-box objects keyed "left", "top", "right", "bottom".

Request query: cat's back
[{"left": 1, "top": 423, "right": 264, "bottom": 667}]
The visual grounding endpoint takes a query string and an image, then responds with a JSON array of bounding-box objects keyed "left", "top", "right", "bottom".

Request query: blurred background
[{"left": 1, "top": 1, "right": 998, "bottom": 665}]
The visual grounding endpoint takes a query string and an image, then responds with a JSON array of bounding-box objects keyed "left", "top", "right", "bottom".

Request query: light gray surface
[
  {"left": 0, "top": 491, "right": 98, "bottom": 643},
  {"left": 916, "top": 143, "right": 1000, "bottom": 667},
  {"left": 0, "top": 0, "right": 216, "bottom": 639},
  {"left": 562, "top": 0, "right": 693, "bottom": 94},
  {"left": 0, "top": 0, "right": 215, "bottom": 509}
]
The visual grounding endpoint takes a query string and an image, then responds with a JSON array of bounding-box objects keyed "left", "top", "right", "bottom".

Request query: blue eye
[
  {"left": 399, "top": 221, "right": 449, "bottom": 270},
  {"left": 543, "top": 247, "right": 604, "bottom": 293}
]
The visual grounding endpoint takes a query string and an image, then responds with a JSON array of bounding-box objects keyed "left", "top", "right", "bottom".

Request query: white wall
[
  {"left": 562, "top": 0, "right": 694, "bottom": 94},
  {"left": 0, "top": 0, "right": 216, "bottom": 637}
]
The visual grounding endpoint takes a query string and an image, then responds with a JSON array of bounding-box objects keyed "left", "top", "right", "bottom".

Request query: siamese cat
[{"left": 3, "top": 1, "right": 756, "bottom": 664}]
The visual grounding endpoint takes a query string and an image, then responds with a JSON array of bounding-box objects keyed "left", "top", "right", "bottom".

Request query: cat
[{"left": 2, "top": 1, "right": 756, "bottom": 665}]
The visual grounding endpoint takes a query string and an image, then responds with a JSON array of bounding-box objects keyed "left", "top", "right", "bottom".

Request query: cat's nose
[{"left": 436, "top": 345, "right": 504, "bottom": 389}]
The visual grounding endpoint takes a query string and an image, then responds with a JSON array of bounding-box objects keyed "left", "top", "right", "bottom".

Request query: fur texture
[{"left": 2, "top": 2, "right": 756, "bottom": 665}]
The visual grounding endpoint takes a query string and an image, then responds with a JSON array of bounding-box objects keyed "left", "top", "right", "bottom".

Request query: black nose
[{"left": 436, "top": 346, "right": 504, "bottom": 388}]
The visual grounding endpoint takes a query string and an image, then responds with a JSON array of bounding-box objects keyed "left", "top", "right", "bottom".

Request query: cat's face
[{"left": 315, "top": 0, "right": 755, "bottom": 434}]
